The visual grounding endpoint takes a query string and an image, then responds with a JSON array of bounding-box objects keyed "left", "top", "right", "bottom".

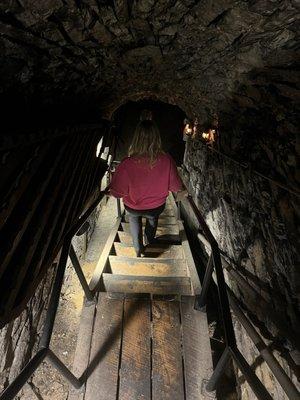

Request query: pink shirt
[{"left": 110, "top": 153, "right": 182, "bottom": 210}]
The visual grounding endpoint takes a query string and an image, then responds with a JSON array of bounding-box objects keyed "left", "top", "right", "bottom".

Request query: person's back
[
  {"left": 109, "top": 118, "right": 183, "bottom": 256},
  {"left": 110, "top": 152, "right": 181, "bottom": 210}
]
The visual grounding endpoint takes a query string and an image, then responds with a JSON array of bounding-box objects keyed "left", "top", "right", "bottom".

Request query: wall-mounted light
[
  {"left": 202, "top": 128, "right": 216, "bottom": 144},
  {"left": 183, "top": 119, "right": 193, "bottom": 136},
  {"left": 192, "top": 118, "right": 198, "bottom": 138}
]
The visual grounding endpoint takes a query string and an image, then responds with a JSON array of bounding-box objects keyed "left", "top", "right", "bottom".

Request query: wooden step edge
[
  {"left": 109, "top": 256, "right": 188, "bottom": 277},
  {"left": 113, "top": 242, "right": 185, "bottom": 259},
  {"left": 109, "top": 255, "right": 187, "bottom": 265},
  {"left": 102, "top": 274, "right": 192, "bottom": 295}
]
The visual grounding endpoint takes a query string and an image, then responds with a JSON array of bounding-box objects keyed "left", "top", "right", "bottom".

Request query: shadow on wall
[{"left": 112, "top": 99, "right": 186, "bottom": 165}]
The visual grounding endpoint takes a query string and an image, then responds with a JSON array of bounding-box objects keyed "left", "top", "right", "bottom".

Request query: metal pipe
[
  {"left": 69, "top": 245, "right": 95, "bottom": 303},
  {"left": 0, "top": 348, "right": 48, "bottom": 400},
  {"left": 206, "top": 347, "right": 231, "bottom": 392},
  {"left": 228, "top": 291, "right": 300, "bottom": 400},
  {"left": 39, "top": 239, "right": 71, "bottom": 350},
  {"left": 230, "top": 346, "right": 273, "bottom": 400},
  {"left": 46, "top": 349, "right": 82, "bottom": 389},
  {"left": 195, "top": 252, "right": 213, "bottom": 310}
]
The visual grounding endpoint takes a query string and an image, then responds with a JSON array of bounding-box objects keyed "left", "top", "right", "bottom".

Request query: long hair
[{"left": 129, "top": 120, "right": 163, "bottom": 165}]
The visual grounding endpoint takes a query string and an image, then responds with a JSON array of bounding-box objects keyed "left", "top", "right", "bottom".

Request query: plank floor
[
  {"left": 70, "top": 195, "right": 214, "bottom": 399},
  {"left": 70, "top": 294, "right": 213, "bottom": 400}
]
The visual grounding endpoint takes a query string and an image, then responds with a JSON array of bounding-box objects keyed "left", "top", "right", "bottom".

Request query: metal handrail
[
  {"left": 180, "top": 193, "right": 300, "bottom": 400},
  {"left": 0, "top": 131, "right": 118, "bottom": 400},
  {"left": 0, "top": 189, "right": 108, "bottom": 400}
]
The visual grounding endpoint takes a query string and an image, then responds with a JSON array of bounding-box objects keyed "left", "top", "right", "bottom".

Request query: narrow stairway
[{"left": 69, "top": 194, "right": 214, "bottom": 400}]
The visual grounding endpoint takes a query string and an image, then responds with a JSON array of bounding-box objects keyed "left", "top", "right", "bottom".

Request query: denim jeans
[{"left": 125, "top": 203, "right": 165, "bottom": 254}]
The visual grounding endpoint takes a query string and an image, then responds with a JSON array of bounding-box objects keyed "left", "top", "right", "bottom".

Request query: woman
[{"left": 109, "top": 119, "right": 185, "bottom": 257}]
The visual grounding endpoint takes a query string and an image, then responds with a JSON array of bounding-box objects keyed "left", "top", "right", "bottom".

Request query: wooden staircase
[
  {"left": 69, "top": 194, "right": 214, "bottom": 400},
  {"left": 101, "top": 195, "right": 200, "bottom": 297}
]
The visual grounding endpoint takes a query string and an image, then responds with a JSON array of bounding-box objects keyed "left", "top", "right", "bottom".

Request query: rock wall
[
  {"left": 0, "top": 262, "right": 56, "bottom": 393},
  {"left": 182, "top": 136, "right": 299, "bottom": 399}
]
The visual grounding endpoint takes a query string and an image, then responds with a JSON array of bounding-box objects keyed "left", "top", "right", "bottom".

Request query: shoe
[{"left": 136, "top": 246, "right": 146, "bottom": 258}]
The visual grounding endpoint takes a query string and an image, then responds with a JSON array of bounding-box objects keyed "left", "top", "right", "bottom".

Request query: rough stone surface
[
  {"left": 183, "top": 133, "right": 299, "bottom": 399},
  {"left": 0, "top": 261, "right": 57, "bottom": 393},
  {"left": 0, "top": 1, "right": 299, "bottom": 124}
]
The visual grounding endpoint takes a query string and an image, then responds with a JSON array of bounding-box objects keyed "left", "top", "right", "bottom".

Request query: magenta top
[{"left": 109, "top": 153, "right": 182, "bottom": 210}]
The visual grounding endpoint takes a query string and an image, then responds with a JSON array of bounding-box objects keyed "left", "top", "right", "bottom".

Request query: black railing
[
  {"left": 178, "top": 192, "right": 300, "bottom": 400},
  {"left": 0, "top": 189, "right": 108, "bottom": 400},
  {"left": 0, "top": 128, "right": 117, "bottom": 400}
]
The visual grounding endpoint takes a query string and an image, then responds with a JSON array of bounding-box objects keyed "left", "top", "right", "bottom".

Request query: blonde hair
[{"left": 129, "top": 120, "right": 163, "bottom": 165}]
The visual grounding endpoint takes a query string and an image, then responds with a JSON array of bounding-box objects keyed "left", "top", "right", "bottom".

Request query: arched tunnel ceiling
[{"left": 0, "top": 0, "right": 299, "bottom": 120}]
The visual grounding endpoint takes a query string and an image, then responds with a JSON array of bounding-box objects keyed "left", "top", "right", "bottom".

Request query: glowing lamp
[
  {"left": 183, "top": 123, "right": 193, "bottom": 136},
  {"left": 202, "top": 129, "right": 216, "bottom": 144}
]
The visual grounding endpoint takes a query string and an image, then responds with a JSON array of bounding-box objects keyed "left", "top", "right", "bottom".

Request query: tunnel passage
[
  {"left": 112, "top": 99, "right": 186, "bottom": 164},
  {"left": 0, "top": 0, "right": 299, "bottom": 399}
]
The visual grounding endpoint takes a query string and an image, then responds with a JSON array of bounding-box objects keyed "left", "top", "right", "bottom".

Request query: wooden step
[
  {"left": 114, "top": 242, "right": 184, "bottom": 259},
  {"left": 121, "top": 222, "right": 179, "bottom": 236},
  {"left": 109, "top": 256, "right": 188, "bottom": 277},
  {"left": 102, "top": 274, "right": 192, "bottom": 295},
  {"left": 118, "top": 231, "right": 181, "bottom": 245},
  {"left": 124, "top": 215, "right": 178, "bottom": 225}
]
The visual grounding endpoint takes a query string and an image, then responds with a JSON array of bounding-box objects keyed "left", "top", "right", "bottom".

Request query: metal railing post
[
  {"left": 206, "top": 347, "right": 231, "bottom": 392},
  {"left": 117, "top": 198, "right": 122, "bottom": 218},
  {"left": 46, "top": 349, "right": 82, "bottom": 389},
  {"left": 195, "top": 252, "right": 214, "bottom": 310},
  {"left": 69, "top": 244, "right": 95, "bottom": 303},
  {"left": 39, "top": 240, "right": 71, "bottom": 350},
  {"left": 176, "top": 198, "right": 181, "bottom": 220},
  {"left": 228, "top": 291, "right": 300, "bottom": 400}
]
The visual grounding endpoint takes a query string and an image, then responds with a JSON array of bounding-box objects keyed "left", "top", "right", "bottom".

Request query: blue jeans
[{"left": 125, "top": 203, "right": 165, "bottom": 254}]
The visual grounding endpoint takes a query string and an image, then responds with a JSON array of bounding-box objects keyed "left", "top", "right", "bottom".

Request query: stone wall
[
  {"left": 0, "top": 261, "right": 56, "bottom": 393},
  {"left": 182, "top": 136, "right": 299, "bottom": 399}
]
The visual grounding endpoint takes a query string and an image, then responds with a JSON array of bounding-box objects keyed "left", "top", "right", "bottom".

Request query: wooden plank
[
  {"left": 85, "top": 294, "right": 124, "bottom": 400},
  {"left": 117, "top": 231, "right": 181, "bottom": 245},
  {"left": 89, "top": 217, "right": 122, "bottom": 291},
  {"left": 114, "top": 242, "right": 184, "bottom": 259},
  {"left": 152, "top": 300, "right": 185, "bottom": 400},
  {"left": 178, "top": 221, "right": 201, "bottom": 295},
  {"left": 109, "top": 256, "right": 188, "bottom": 277},
  {"left": 119, "top": 299, "right": 151, "bottom": 400},
  {"left": 102, "top": 274, "right": 192, "bottom": 295},
  {"left": 121, "top": 222, "right": 179, "bottom": 236},
  {"left": 181, "top": 296, "right": 214, "bottom": 400},
  {"left": 68, "top": 302, "right": 97, "bottom": 400}
]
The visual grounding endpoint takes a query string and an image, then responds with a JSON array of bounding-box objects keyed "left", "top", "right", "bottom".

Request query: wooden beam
[
  {"left": 118, "top": 299, "right": 151, "bottom": 400},
  {"left": 152, "top": 300, "right": 185, "bottom": 400},
  {"left": 89, "top": 217, "right": 122, "bottom": 292}
]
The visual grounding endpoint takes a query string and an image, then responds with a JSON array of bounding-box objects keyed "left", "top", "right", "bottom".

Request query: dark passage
[{"left": 113, "top": 99, "right": 186, "bottom": 164}]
